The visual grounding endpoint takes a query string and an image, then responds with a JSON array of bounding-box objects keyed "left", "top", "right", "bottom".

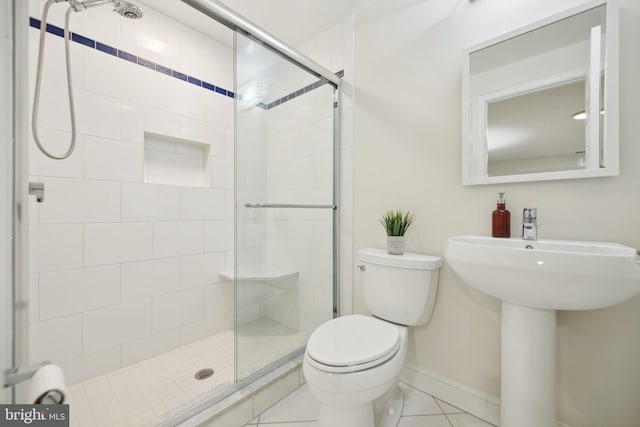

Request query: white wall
[
  {"left": 353, "top": 0, "right": 640, "bottom": 426},
  {"left": 27, "top": 0, "right": 235, "bottom": 385}
]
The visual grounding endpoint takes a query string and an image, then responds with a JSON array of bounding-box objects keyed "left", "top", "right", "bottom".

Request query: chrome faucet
[{"left": 522, "top": 208, "right": 538, "bottom": 241}]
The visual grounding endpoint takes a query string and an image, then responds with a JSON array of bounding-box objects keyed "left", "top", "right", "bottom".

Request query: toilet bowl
[
  {"left": 303, "top": 315, "right": 408, "bottom": 427},
  {"left": 303, "top": 248, "right": 442, "bottom": 427}
]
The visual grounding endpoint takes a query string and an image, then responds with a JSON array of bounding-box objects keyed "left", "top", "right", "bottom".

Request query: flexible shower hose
[{"left": 32, "top": 0, "right": 77, "bottom": 160}]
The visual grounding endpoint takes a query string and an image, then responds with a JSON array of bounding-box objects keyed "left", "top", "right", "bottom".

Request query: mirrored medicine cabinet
[{"left": 461, "top": 0, "right": 619, "bottom": 185}]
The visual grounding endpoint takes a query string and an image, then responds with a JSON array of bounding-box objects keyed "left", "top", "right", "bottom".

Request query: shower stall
[{"left": 3, "top": 0, "right": 348, "bottom": 424}]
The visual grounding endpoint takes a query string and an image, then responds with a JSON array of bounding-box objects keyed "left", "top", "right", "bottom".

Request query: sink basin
[
  {"left": 444, "top": 235, "right": 640, "bottom": 427},
  {"left": 445, "top": 235, "right": 640, "bottom": 310}
]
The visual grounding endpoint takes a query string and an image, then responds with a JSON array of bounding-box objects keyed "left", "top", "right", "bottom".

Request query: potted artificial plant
[{"left": 379, "top": 210, "right": 415, "bottom": 255}]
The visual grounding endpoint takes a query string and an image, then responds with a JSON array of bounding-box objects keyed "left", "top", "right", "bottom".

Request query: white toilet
[{"left": 303, "top": 248, "right": 442, "bottom": 427}]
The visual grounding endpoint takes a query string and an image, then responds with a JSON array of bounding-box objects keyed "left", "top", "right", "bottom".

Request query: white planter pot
[{"left": 386, "top": 236, "right": 405, "bottom": 255}]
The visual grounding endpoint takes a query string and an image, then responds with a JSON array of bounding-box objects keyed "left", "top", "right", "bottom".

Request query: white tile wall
[
  {"left": 180, "top": 187, "right": 226, "bottom": 221},
  {"left": 30, "top": 224, "right": 83, "bottom": 272},
  {"left": 121, "top": 102, "right": 181, "bottom": 144},
  {"left": 84, "top": 136, "right": 144, "bottom": 182},
  {"left": 33, "top": 79, "right": 73, "bottom": 132},
  {"left": 39, "top": 177, "right": 121, "bottom": 224},
  {"left": 84, "top": 222, "right": 153, "bottom": 266},
  {"left": 180, "top": 314, "right": 226, "bottom": 345},
  {"left": 153, "top": 221, "right": 204, "bottom": 257},
  {"left": 121, "top": 182, "right": 180, "bottom": 221},
  {"left": 121, "top": 257, "right": 180, "bottom": 301},
  {"left": 59, "top": 346, "right": 121, "bottom": 386},
  {"left": 180, "top": 116, "right": 228, "bottom": 153},
  {"left": 30, "top": 314, "right": 82, "bottom": 362},
  {"left": 181, "top": 252, "right": 225, "bottom": 288},
  {"left": 152, "top": 288, "right": 203, "bottom": 332},
  {"left": 83, "top": 298, "right": 152, "bottom": 354},
  {"left": 121, "top": 329, "right": 181, "bottom": 366},
  {"left": 29, "top": 130, "right": 84, "bottom": 178},
  {"left": 205, "top": 220, "right": 234, "bottom": 252},
  {"left": 27, "top": 0, "right": 238, "bottom": 390},
  {"left": 75, "top": 89, "right": 122, "bottom": 140},
  {"left": 210, "top": 156, "right": 234, "bottom": 189},
  {"left": 83, "top": 48, "right": 153, "bottom": 105},
  {"left": 39, "top": 265, "right": 121, "bottom": 320}
]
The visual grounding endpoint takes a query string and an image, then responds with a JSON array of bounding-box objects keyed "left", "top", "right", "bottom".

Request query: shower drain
[{"left": 194, "top": 368, "right": 215, "bottom": 380}]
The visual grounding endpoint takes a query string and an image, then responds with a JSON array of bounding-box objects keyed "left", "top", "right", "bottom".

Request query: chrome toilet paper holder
[{"left": 3, "top": 361, "right": 51, "bottom": 388}]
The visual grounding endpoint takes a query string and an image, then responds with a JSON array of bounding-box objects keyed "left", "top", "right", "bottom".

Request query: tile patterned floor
[
  {"left": 67, "top": 331, "right": 234, "bottom": 427},
  {"left": 66, "top": 318, "right": 305, "bottom": 427},
  {"left": 246, "top": 383, "right": 496, "bottom": 427}
]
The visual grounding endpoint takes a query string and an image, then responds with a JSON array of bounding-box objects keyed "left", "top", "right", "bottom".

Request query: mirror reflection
[{"left": 486, "top": 79, "right": 586, "bottom": 176}]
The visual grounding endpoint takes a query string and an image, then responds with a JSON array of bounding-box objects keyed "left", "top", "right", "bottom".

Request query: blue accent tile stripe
[
  {"left": 28, "top": 16, "right": 343, "bottom": 110},
  {"left": 71, "top": 33, "right": 95, "bottom": 49},
  {"left": 96, "top": 42, "right": 117, "bottom": 56},
  {"left": 117, "top": 50, "right": 137, "bottom": 63},
  {"left": 188, "top": 76, "right": 202, "bottom": 87},
  {"left": 137, "top": 57, "right": 156, "bottom": 70},
  {"left": 156, "top": 64, "right": 172, "bottom": 76},
  {"left": 46, "top": 23, "right": 65, "bottom": 37},
  {"left": 172, "top": 70, "right": 188, "bottom": 81}
]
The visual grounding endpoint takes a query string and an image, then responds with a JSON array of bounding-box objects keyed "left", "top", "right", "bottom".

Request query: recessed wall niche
[{"left": 143, "top": 133, "right": 211, "bottom": 188}]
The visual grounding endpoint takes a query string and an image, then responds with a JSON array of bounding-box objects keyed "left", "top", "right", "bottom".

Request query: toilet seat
[{"left": 306, "top": 314, "right": 400, "bottom": 373}]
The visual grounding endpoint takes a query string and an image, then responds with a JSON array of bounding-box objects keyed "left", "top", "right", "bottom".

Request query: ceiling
[{"left": 138, "top": 0, "right": 362, "bottom": 48}]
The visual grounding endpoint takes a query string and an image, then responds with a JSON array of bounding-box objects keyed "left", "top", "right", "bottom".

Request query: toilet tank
[{"left": 358, "top": 248, "right": 442, "bottom": 326}]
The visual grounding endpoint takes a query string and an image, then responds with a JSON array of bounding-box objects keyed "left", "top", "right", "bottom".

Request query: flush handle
[{"left": 356, "top": 264, "right": 365, "bottom": 271}]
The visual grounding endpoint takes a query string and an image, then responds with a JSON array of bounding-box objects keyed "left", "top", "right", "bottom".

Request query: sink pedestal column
[{"left": 501, "top": 302, "right": 556, "bottom": 427}]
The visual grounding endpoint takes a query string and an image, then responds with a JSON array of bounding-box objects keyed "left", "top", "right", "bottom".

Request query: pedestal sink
[{"left": 445, "top": 235, "right": 640, "bottom": 427}]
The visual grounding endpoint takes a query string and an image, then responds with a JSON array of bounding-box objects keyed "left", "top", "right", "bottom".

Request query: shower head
[
  {"left": 113, "top": 1, "right": 143, "bottom": 20},
  {"left": 70, "top": 0, "right": 143, "bottom": 19}
]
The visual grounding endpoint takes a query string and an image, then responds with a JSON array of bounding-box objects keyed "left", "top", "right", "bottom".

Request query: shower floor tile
[
  {"left": 236, "top": 319, "right": 307, "bottom": 379},
  {"left": 248, "top": 383, "right": 496, "bottom": 427},
  {"left": 67, "top": 318, "right": 305, "bottom": 427}
]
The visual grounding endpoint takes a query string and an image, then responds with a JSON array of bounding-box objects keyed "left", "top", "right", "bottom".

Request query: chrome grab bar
[{"left": 243, "top": 203, "right": 336, "bottom": 209}]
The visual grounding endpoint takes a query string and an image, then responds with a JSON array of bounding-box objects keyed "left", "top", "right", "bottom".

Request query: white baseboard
[
  {"left": 400, "top": 365, "right": 501, "bottom": 425},
  {"left": 400, "top": 365, "right": 571, "bottom": 427}
]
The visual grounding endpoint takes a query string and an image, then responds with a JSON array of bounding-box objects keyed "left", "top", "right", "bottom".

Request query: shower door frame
[
  {"left": 1, "top": 0, "right": 16, "bottom": 405},
  {"left": 163, "top": 0, "right": 340, "bottom": 423},
  {"left": 179, "top": 0, "right": 342, "bottom": 332},
  {"left": 234, "top": 29, "right": 341, "bottom": 380},
  {"left": 5, "top": 0, "right": 32, "bottom": 405}
]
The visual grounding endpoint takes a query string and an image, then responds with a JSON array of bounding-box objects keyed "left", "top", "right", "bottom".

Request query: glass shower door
[{"left": 235, "top": 33, "right": 336, "bottom": 380}]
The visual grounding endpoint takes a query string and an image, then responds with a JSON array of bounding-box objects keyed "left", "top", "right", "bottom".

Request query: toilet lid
[{"left": 306, "top": 314, "right": 400, "bottom": 370}]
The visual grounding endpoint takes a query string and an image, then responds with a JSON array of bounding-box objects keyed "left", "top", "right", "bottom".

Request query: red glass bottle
[{"left": 492, "top": 192, "right": 510, "bottom": 238}]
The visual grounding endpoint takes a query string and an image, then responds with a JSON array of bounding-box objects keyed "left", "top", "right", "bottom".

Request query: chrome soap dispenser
[{"left": 492, "top": 192, "right": 510, "bottom": 238}]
